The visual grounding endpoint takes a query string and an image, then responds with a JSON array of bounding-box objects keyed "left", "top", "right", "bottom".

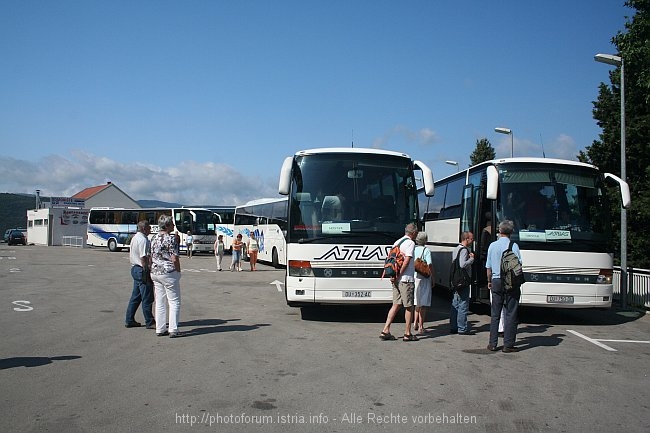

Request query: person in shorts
[{"left": 379, "top": 223, "right": 419, "bottom": 342}]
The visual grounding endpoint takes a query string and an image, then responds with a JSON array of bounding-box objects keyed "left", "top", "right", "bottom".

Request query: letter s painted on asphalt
[{"left": 12, "top": 300, "right": 33, "bottom": 312}]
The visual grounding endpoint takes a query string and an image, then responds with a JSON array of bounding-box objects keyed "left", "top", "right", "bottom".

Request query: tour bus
[
  {"left": 209, "top": 205, "right": 236, "bottom": 252},
  {"left": 278, "top": 147, "right": 434, "bottom": 306},
  {"left": 419, "top": 157, "right": 630, "bottom": 308},
  {"left": 233, "top": 198, "right": 288, "bottom": 267},
  {"left": 87, "top": 207, "right": 222, "bottom": 253}
]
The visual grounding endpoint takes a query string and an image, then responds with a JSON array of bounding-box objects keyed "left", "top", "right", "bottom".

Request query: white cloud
[
  {"left": 493, "top": 134, "right": 580, "bottom": 161},
  {"left": 0, "top": 151, "right": 277, "bottom": 206},
  {"left": 372, "top": 125, "right": 440, "bottom": 149}
]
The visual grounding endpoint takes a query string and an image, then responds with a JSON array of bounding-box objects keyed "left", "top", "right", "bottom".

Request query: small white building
[
  {"left": 26, "top": 182, "right": 139, "bottom": 247},
  {"left": 27, "top": 207, "right": 90, "bottom": 247}
]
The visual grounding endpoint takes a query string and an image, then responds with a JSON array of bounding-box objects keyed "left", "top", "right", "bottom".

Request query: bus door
[{"left": 460, "top": 184, "right": 478, "bottom": 301}]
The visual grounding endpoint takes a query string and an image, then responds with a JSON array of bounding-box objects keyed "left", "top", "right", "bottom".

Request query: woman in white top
[
  {"left": 413, "top": 232, "right": 434, "bottom": 334},
  {"left": 214, "top": 235, "right": 225, "bottom": 271},
  {"left": 247, "top": 232, "right": 259, "bottom": 271}
]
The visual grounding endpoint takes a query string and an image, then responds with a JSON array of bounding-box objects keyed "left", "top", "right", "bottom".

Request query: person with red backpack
[{"left": 379, "top": 223, "right": 419, "bottom": 342}]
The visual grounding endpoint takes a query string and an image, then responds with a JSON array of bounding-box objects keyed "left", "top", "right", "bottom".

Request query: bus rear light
[
  {"left": 597, "top": 269, "right": 613, "bottom": 284},
  {"left": 289, "top": 260, "right": 314, "bottom": 277}
]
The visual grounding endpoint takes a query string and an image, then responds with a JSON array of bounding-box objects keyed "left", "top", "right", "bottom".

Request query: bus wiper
[
  {"left": 342, "top": 231, "right": 397, "bottom": 237},
  {"left": 298, "top": 237, "right": 328, "bottom": 243}
]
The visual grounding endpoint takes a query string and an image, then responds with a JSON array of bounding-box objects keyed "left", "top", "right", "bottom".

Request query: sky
[{"left": 0, "top": 1, "right": 631, "bottom": 206}]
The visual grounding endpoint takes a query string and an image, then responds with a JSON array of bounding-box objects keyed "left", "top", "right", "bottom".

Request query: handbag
[{"left": 414, "top": 248, "right": 431, "bottom": 277}]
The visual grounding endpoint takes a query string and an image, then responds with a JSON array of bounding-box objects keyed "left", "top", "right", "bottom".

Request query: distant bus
[
  {"left": 87, "top": 207, "right": 222, "bottom": 253},
  {"left": 209, "top": 205, "right": 236, "bottom": 252},
  {"left": 233, "top": 198, "right": 288, "bottom": 267},
  {"left": 419, "top": 157, "right": 630, "bottom": 308},
  {"left": 278, "top": 147, "right": 434, "bottom": 307}
]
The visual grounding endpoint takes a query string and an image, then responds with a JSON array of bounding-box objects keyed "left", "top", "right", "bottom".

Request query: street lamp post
[
  {"left": 595, "top": 52, "right": 627, "bottom": 309},
  {"left": 495, "top": 127, "right": 513, "bottom": 157},
  {"left": 445, "top": 160, "right": 460, "bottom": 172}
]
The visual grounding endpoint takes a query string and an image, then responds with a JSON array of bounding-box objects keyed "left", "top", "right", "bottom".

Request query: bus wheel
[
  {"left": 108, "top": 239, "right": 119, "bottom": 252},
  {"left": 272, "top": 248, "right": 279, "bottom": 268}
]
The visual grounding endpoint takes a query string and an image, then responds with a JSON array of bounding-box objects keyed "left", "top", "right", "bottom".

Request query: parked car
[
  {"left": 8, "top": 230, "right": 26, "bottom": 246},
  {"left": 3, "top": 229, "right": 13, "bottom": 243}
]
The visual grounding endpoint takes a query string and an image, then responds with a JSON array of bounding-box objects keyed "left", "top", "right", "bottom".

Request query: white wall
[{"left": 27, "top": 208, "right": 89, "bottom": 246}]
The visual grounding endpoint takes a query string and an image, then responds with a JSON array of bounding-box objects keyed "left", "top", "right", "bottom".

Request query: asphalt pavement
[{"left": 1, "top": 244, "right": 649, "bottom": 433}]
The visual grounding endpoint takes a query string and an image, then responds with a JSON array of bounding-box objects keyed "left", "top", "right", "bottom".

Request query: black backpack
[
  {"left": 449, "top": 246, "right": 471, "bottom": 290},
  {"left": 501, "top": 240, "right": 525, "bottom": 291}
]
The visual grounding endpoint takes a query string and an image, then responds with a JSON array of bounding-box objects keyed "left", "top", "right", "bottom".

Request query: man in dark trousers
[
  {"left": 450, "top": 231, "right": 475, "bottom": 335},
  {"left": 485, "top": 220, "right": 522, "bottom": 352},
  {"left": 125, "top": 220, "right": 155, "bottom": 329}
]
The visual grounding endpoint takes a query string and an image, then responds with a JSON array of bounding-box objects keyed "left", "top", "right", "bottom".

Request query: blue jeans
[
  {"left": 231, "top": 250, "right": 241, "bottom": 269},
  {"left": 489, "top": 278, "right": 520, "bottom": 348},
  {"left": 125, "top": 265, "right": 154, "bottom": 326},
  {"left": 450, "top": 286, "right": 470, "bottom": 332}
]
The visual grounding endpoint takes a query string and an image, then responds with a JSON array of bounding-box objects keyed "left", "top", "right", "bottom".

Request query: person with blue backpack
[{"left": 485, "top": 220, "right": 523, "bottom": 353}]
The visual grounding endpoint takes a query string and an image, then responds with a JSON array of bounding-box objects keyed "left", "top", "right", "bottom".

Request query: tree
[
  {"left": 470, "top": 138, "right": 496, "bottom": 166},
  {"left": 580, "top": 0, "right": 650, "bottom": 268}
]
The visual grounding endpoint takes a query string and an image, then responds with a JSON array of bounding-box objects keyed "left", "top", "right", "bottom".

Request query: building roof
[{"left": 72, "top": 183, "right": 112, "bottom": 200}]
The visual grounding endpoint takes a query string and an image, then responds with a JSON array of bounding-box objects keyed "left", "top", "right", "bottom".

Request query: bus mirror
[
  {"left": 486, "top": 165, "right": 498, "bottom": 199},
  {"left": 279, "top": 157, "right": 293, "bottom": 195},
  {"left": 413, "top": 160, "right": 434, "bottom": 196},
  {"left": 604, "top": 172, "right": 631, "bottom": 208},
  {"left": 347, "top": 169, "right": 363, "bottom": 179}
]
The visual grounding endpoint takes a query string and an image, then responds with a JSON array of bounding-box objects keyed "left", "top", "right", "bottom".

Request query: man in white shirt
[
  {"left": 125, "top": 220, "right": 155, "bottom": 329},
  {"left": 380, "top": 223, "right": 419, "bottom": 342}
]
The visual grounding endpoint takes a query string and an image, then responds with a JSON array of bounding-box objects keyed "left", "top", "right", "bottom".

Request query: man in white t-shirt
[
  {"left": 379, "top": 223, "right": 419, "bottom": 342},
  {"left": 125, "top": 220, "right": 154, "bottom": 329}
]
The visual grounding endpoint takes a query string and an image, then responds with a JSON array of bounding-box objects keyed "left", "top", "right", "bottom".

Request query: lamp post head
[
  {"left": 445, "top": 160, "right": 460, "bottom": 172},
  {"left": 494, "top": 127, "right": 512, "bottom": 135},
  {"left": 594, "top": 53, "right": 622, "bottom": 66}
]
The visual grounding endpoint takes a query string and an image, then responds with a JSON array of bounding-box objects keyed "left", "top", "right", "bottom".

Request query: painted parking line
[
  {"left": 567, "top": 330, "right": 617, "bottom": 351},
  {"left": 567, "top": 329, "right": 650, "bottom": 352}
]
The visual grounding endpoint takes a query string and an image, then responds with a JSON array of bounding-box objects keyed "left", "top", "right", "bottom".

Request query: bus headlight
[
  {"left": 597, "top": 269, "right": 613, "bottom": 284},
  {"left": 289, "top": 260, "right": 314, "bottom": 277}
]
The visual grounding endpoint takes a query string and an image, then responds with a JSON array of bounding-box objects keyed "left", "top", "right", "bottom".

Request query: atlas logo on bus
[{"left": 313, "top": 245, "right": 387, "bottom": 262}]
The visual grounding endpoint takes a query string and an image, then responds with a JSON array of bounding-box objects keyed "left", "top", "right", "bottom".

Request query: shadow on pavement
[{"left": 0, "top": 355, "right": 82, "bottom": 370}]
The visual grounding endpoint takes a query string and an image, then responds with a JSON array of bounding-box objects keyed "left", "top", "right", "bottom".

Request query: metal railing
[
  {"left": 62, "top": 236, "right": 84, "bottom": 248},
  {"left": 613, "top": 266, "right": 650, "bottom": 309}
]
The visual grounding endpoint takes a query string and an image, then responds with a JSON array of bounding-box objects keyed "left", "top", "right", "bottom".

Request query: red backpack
[{"left": 382, "top": 238, "right": 407, "bottom": 279}]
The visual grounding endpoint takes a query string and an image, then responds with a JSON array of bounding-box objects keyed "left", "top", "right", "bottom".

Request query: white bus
[
  {"left": 233, "top": 198, "right": 288, "bottom": 267},
  {"left": 419, "top": 157, "right": 630, "bottom": 308},
  {"left": 209, "top": 205, "right": 236, "bottom": 252},
  {"left": 278, "top": 147, "right": 434, "bottom": 307},
  {"left": 87, "top": 207, "right": 222, "bottom": 253}
]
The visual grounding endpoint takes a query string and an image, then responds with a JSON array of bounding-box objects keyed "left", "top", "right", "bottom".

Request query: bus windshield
[
  {"left": 287, "top": 153, "right": 418, "bottom": 243},
  {"left": 174, "top": 209, "right": 220, "bottom": 236},
  {"left": 496, "top": 164, "right": 612, "bottom": 252}
]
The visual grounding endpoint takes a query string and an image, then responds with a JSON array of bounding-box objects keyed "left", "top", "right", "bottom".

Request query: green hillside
[{"left": 0, "top": 193, "right": 38, "bottom": 237}]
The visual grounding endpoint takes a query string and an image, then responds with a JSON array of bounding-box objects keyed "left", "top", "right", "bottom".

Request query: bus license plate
[
  {"left": 547, "top": 295, "right": 574, "bottom": 304},
  {"left": 343, "top": 291, "right": 371, "bottom": 298}
]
